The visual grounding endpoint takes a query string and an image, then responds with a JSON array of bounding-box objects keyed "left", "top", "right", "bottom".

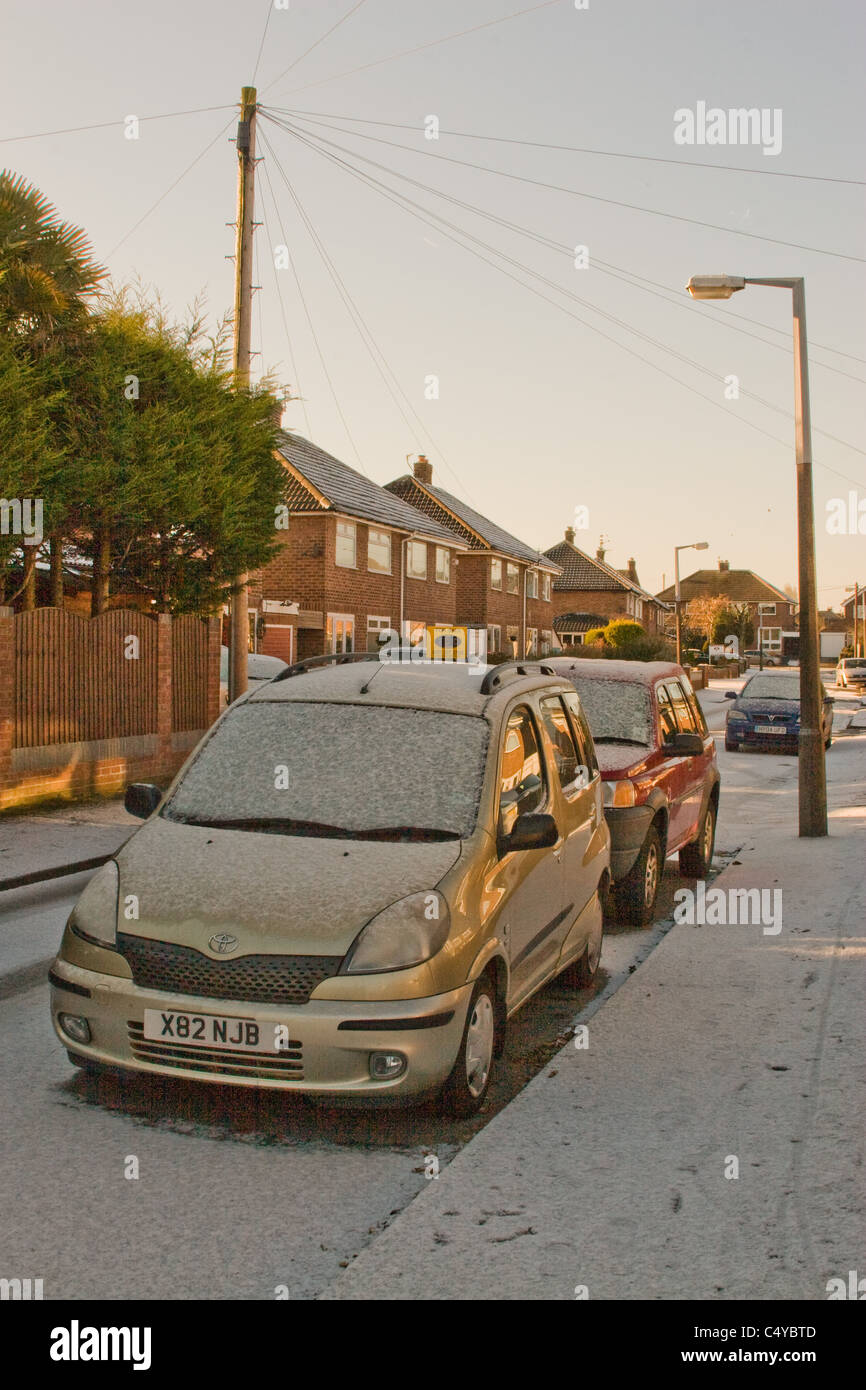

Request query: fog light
[
  {"left": 369, "top": 1051, "right": 406, "bottom": 1080},
  {"left": 59, "top": 1013, "right": 91, "bottom": 1045}
]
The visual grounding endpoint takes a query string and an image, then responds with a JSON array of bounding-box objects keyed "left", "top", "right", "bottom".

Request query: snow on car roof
[
  {"left": 542, "top": 657, "right": 684, "bottom": 685},
  {"left": 246, "top": 660, "right": 570, "bottom": 717}
]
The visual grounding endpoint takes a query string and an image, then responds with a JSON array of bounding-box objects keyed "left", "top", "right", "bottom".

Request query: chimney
[
  {"left": 626, "top": 557, "right": 638, "bottom": 584},
  {"left": 718, "top": 559, "right": 730, "bottom": 573},
  {"left": 596, "top": 540, "right": 607, "bottom": 562},
  {"left": 413, "top": 454, "right": 433, "bottom": 485},
  {"left": 565, "top": 526, "right": 575, "bottom": 545}
]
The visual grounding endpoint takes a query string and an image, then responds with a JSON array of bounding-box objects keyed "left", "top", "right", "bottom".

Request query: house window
[
  {"left": 526, "top": 627, "right": 538, "bottom": 656},
  {"left": 506, "top": 624, "right": 519, "bottom": 654},
  {"left": 406, "top": 540, "right": 427, "bottom": 579},
  {"left": 506, "top": 563, "right": 520, "bottom": 595},
  {"left": 758, "top": 603, "right": 776, "bottom": 617},
  {"left": 760, "top": 627, "right": 782, "bottom": 651},
  {"left": 487, "top": 624, "right": 502, "bottom": 654},
  {"left": 541, "top": 573, "right": 551, "bottom": 602},
  {"left": 435, "top": 547, "right": 451, "bottom": 584},
  {"left": 491, "top": 558, "right": 502, "bottom": 590},
  {"left": 367, "top": 528, "right": 391, "bottom": 574},
  {"left": 635, "top": 598, "right": 643, "bottom": 620},
  {"left": 367, "top": 615, "right": 391, "bottom": 652},
  {"left": 335, "top": 520, "right": 356, "bottom": 568},
  {"left": 541, "top": 629, "right": 553, "bottom": 655},
  {"left": 326, "top": 612, "right": 355, "bottom": 654},
  {"left": 526, "top": 570, "right": 538, "bottom": 599},
  {"left": 404, "top": 618, "right": 426, "bottom": 648}
]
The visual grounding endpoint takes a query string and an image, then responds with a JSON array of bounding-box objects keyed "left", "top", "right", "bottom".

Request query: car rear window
[
  {"left": 164, "top": 702, "right": 490, "bottom": 838},
  {"left": 568, "top": 678, "right": 653, "bottom": 746}
]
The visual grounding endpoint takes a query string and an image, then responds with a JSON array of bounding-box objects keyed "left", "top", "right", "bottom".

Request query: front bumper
[
  {"left": 50, "top": 955, "right": 472, "bottom": 1100},
  {"left": 604, "top": 804, "right": 656, "bottom": 882},
  {"left": 727, "top": 722, "right": 799, "bottom": 749}
]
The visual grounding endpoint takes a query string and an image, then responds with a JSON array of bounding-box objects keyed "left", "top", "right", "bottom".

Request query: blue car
[{"left": 724, "top": 671, "right": 834, "bottom": 753}]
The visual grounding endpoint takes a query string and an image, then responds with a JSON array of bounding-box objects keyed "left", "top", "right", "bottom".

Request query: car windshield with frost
[
  {"left": 569, "top": 678, "right": 652, "bottom": 746},
  {"left": 742, "top": 675, "right": 802, "bottom": 700},
  {"left": 163, "top": 702, "right": 489, "bottom": 840}
]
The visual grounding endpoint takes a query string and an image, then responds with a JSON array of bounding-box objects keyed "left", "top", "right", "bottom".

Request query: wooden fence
[{"left": 0, "top": 607, "right": 220, "bottom": 811}]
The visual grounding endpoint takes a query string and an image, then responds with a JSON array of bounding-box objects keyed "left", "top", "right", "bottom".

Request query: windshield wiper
[
  {"left": 592, "top": 736, "right": 648, "bottom": 745},
  {"left": 163, "top": 815, "right": 460, "bottom": 841}
]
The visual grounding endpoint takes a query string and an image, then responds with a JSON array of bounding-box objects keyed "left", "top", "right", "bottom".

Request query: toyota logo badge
[{"left": 209, "top": 933, "right": 238, "bottom": 955}]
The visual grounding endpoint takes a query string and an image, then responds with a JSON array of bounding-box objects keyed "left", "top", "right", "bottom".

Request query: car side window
[
  {"left": 657, "top": 683, "right": 678, "bottom": 743},
  {"left": 539, "top": 696, "right": 582, "bottom": 792},
  {"left": 561, "top": 691, "right": 597, "bottom": 778},
  {"left": 498, "top": 707, "right": 546, "bottom": 837},
  {"left": 679, "top": 674, "right": 708, "bottom": 735},
  {"left": 667, "top": 680, "right": 696, "bottom": 733}
]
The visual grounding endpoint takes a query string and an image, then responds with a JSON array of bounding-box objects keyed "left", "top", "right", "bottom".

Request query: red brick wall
[{"left": 456, "top": 555, "right": 554, "bottom": 651}]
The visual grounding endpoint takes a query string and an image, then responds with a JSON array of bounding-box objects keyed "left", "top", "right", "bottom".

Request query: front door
[{"left": 485, "top": 704, "right": 563, "bottom": 1009}]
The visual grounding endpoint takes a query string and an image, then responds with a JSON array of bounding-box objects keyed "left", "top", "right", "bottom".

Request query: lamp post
[
  {"left": 674, "top": 541, "right": 709, "bottom": 665},
  {"left": 686, "top": 274, "right": 826, "bottom": 838}
]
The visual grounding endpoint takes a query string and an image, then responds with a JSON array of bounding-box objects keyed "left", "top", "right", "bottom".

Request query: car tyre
[
  {"left": 613, "top": 825, "right": 662, "bottom": 927},
  {"left": 440, "top": 976, "right": 497, "bottom": 1118},
  {"left": 562, "top": 883, "right": 605, "bottom": 987},
  {"left": 679, "top": 797, "right": 717, "bottom": 879},
  {"left": 724, "top": 738, "right": 738, "bottom": 752}
]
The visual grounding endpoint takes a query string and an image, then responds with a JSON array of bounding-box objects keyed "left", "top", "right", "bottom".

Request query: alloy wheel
[{"left": 464, "top": 993, "right": 495, "bottom": 1098}]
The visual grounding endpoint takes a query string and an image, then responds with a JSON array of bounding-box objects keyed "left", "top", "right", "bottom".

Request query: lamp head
[{"left": 687, "top": 274, "right": 746, "bottom": 300}]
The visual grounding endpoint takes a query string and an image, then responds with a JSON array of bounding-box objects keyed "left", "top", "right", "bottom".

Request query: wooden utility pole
[{"left": 228, "top": 85, "right": 257, "bottom": 703}]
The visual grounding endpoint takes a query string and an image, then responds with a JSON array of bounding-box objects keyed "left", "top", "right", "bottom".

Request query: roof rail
[
  {"left": 271, "top": 651, "right": 379, "bottom": 683},
  {"left": 479, "top": 661, "right": 556, "bottom": 695}
]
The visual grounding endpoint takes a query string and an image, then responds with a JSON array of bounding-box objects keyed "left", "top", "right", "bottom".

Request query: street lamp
[
  {"left": 674, "top": 541, "right": 709, "bottom": 666},
  {"left": 686, "top": 273, "right": 826, "bottom": 838}
]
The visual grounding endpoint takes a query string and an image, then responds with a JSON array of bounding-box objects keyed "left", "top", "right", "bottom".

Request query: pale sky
[{"left": 3, "top": 0, "right": 864, "bottom": 605}]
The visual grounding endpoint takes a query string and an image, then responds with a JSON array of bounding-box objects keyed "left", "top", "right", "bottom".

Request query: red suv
[{"left": 545, "top": 659, "right": 720, "bottom": 924}]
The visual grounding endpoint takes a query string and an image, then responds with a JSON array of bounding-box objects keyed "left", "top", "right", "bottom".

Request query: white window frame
[
  {"left": 335, "top": 520, "right": 357, "bottom": 569},
  {"left": 326, "top": 612, "right": 355, "bottom": 654},
  {"left": 526, "top": 570, "right": 538, "bottom": 599},
  {"left": 491, "top": 558, "right": 502, "bottom": 591},
  {"left": 506, "top": 563, "right": 520, "bottom": 595},
  {"left": 367, "top": 528, "right": 392, "bottom": 575},
  {"left": 487, "top": 624, "right": 501, "bottom": 653},
  {"left": 760, "top": 626, "right": 782, "bottom": 651},
  {"left": 406, "top": 540, "right": 427, "bottom": 579},
  {"left": 435, "top": 546, "right": 451, "bottom": 584},
  {"left": 541, "top": 573, "right": 551, "bottom": 602},
  {"left": 541, "top": 629, "right": 553, "bottom": 655},
  {"left": 758, "top": 602, "right": 777, "bottom": 617},
  {"left": 366, "top": 614, "right": 391, "bottom": 651}
]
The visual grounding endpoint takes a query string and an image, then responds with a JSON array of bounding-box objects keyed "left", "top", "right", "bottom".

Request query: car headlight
[
  {"left": 726, "top": 711, "right": 748, "bottom": 723},
  {"left": 68, "top": 861, "right": 119, "bottom": 949},
  {"left": 602, "top": 780, "right": 636, "bottom": 808},
  {"left": 342, "top": 891, "right": 450, "bottom": 974}
]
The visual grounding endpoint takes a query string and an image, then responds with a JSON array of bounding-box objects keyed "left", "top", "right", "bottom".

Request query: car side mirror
[
  {"left": 724, "top": 690, "right": 736, "bottom": 699},
  {"left": 665, "top": 731, "right": 704, "bottom": 755},
  {"left": 124, "top": 783, "right": 163, "bottom": 819},
  {"left": 505, "top": 811, "right": 558, "bottom": 852}
]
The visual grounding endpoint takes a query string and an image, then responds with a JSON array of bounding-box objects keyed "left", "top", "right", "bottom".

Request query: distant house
[
  {"left": 542, "top": 529, "right": 669, "bottom": 640},
  {"left": 656, "top": 560, "right": 797, "bottom": 657},
  {"left": 385, "top": 457, "right": 560, "bottom": 657},
  {"left": 255, "top": 434, "right": 468, "bottom": 663},
  {"left": 841, "top": 587, "right": 865, "bottom": 654}
]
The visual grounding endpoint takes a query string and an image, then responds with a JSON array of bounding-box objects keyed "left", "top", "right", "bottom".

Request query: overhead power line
[
  {"left": 0, "top": 104, "right": 235, "bottom": 144},
  {"left": 262, "top": 0, "right": 370, "bottom": 96},
  {"left": 263, "top": 115, "right": 864, "bottom": 491},
  {"left": 272, "top": 0, "right": 566, "bottom": 99},
  {"left": 277, "top": 111, "right": 866, "bottom": 265},
  {"left": 268, "top": 112, "right": 866, "bottom": 382},
  {"left": 269, "top": 108, "right": 866, "bottom": 188}
]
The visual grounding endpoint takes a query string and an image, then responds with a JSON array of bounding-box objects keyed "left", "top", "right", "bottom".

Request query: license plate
[
  {"left": 755, "top": 725, "right": 788, "bottom": 735},
  {"left": 143, "top": 1008, "right": 277, "bottom": 1052}
]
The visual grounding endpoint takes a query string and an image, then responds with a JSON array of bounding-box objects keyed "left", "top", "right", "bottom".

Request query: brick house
[
  {"left": 543, "top": 529, "right": 669, "bottom": 643},
  {"left": 255, "top": 434, "right": 469, "bottom": 662},
  {"left": 656, "top": 560, "right": 797, "bottom": 657},
  {"left": 841, "top": 586, "right": 865, "bottom": 655},
  {"left": 385, "top": 458, "right": 560, "bottom": 657}
]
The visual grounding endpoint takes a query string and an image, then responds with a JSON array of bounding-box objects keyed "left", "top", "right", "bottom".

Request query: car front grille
[
  {"left": 117, "top": 933, "right": 342, "bottom": 1006},
  {"left": 127, "top": 1020, "right": 304, "bottom": 1080}
]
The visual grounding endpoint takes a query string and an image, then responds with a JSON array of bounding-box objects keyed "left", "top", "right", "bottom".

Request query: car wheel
[
  {"left": 440, "top": 976, "right": 497, "bottom": 1117},
  {"left": 825, "top": 733, "right": 832, "bottom": 749},
  {"left": 613, "top": 825, "right": 662, "bottom": 927},
  {"left": 724, "top": 738, "right": 738, "bottom": 752},
  {"left": 679, "top": 797, "right": 717, "bottom": 879}
]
